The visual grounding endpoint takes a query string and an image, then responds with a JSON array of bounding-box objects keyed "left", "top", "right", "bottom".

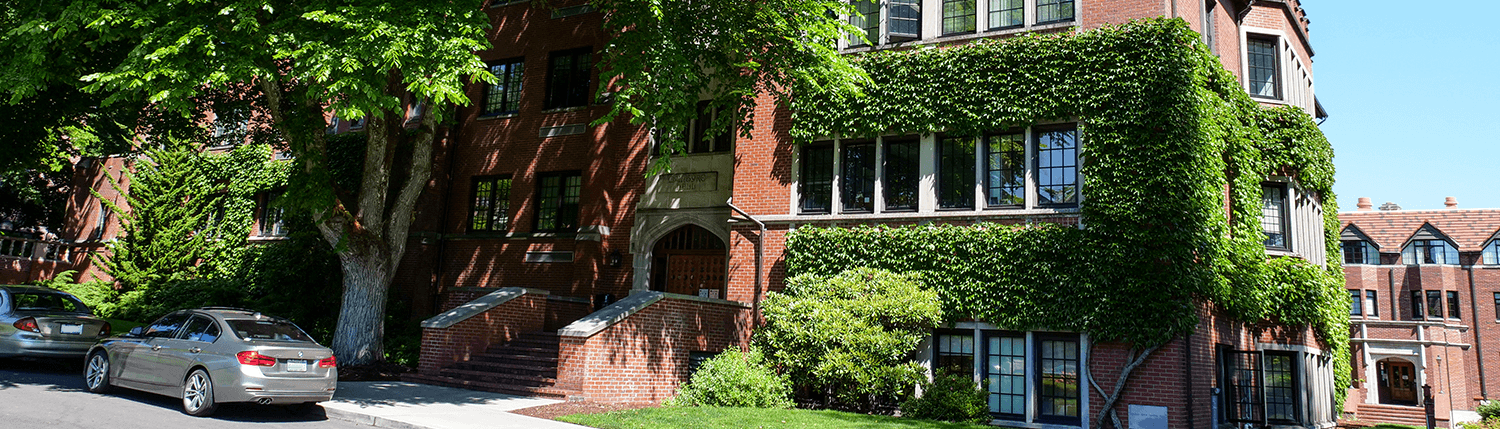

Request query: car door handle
[
  {"left": 151, "top": 345, "right": 161, "bottom": 351},
  {"left": 189, "top": 347, "right": 201, "bottom": 354}
]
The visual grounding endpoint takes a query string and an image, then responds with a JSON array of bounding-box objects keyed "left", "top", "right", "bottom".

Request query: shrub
[
  {"left": 754, "top": 267, "right": 942, "bottom": 412},
  {"left": 1479, "top": 400, "right": 1500, "bottom": 420},
  {"left": 900, "top": 368, "right": 989, "bottom": 424},
  {"left": 666, "top": 346, "right": 793, "bottom": 409}
]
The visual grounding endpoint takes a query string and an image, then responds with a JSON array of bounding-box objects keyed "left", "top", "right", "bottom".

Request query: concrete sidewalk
[{"left": 321, "top": 381, "right": 590, "bottom": 429}]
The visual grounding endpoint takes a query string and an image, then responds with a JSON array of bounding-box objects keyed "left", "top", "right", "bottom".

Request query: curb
[{"left": 321, "top": 405, "right": 434, "bottom": 429}]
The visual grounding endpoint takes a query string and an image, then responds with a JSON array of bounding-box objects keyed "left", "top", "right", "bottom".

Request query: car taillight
[
  {"left": 318, "top": 355, "right": 337, "bottom": 368},
  {"left": 12, "top": 317, "right": 39, "bottom": 333},
  {"left": 98, "top": 322, "right": 111, "bottom": 337},
  {"left": 236, "top": 351, "right": 277, "bottom": 367}
]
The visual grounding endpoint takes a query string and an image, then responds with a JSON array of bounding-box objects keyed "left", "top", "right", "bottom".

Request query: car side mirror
[{"left": 127, "top": 327, "right": 144, "bottom": 337}]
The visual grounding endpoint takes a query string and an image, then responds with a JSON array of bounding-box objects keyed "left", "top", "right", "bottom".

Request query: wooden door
[
  {"left": 651, "top": 225, "right": 727, "bottom": 298},
  {"left": 1378, "top": 359, "right": 1418, "bottom": 405},
  {"left": 665, "top": 255, "right": 725, "bottom": 296}
]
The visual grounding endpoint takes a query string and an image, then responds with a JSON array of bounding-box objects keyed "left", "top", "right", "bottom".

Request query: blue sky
[{"left": 1314, "top": 0, "right": 1500, "bottom": 210}]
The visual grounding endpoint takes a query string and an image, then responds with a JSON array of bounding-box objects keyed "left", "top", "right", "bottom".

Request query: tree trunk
[{"left": 331, "top": 253, "right": 392, "bottom": 364}]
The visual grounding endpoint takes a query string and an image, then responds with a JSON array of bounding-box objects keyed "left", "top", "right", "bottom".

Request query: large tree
[{"left": 3, "top": 0, "right": 866, "bottom": 365}]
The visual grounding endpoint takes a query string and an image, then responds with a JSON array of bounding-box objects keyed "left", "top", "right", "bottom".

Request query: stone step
[
  {"left": 401, "top": 373, "right": 579, "bottom": 400},
  {"left": 469, "top": 352, "right": 560, "bottom": 365},
  {"left": 484, "top": 345, "right": 561, "bottom": 356},
  {"left": 438, "top": 367, "right": 557, "bottom": 386},
  {"left": 450, "top": 360, "right": 559, "bottom": 377}
]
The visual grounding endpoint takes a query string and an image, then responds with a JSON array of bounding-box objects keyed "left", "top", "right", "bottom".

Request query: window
[
  {"left": 534, "top": 172, "right": 581, "bottom": 232},
  {"left": 260, "top": 205, "right": 287, "bottom": 237},
  {"left": 1403, "top": 239, "right": 1459, "bottom": 265},
  {"left": 483, "top": 58, "right": 525, "bottom": 116},
  {"left": 841, "top": 142, "right": 876, "bottom": 213},
  {"left": 1247, "top": 36, "right": 1280, "bottom": 99},
  {"left": 1261, "top": 184, "right": 1289, "bottom": 251},
  {"left": 211, "top": 112, "right": 249, "bottom": 147},
  {"left": 889, "top": 0, "right": 921, "bottom": 39},
  {"left": 801, "top": 143, "right": 834, "bottom": 214},
  {"left": 1411, "top": 290, "right": 1424, "bottom": 320},
  {"left": 938, "top": 136, "right": 977, "bottom": 209},
  {"left": 1426, "top": 290, "right": 1442, "bottom": 320},
  {"left": 1448, "top": 291, "right": 1460, "bottom": 319},
  {"left": 1494, "top": 293, "right": 1499, "bottom": 322},
  {"left": 1263, "top": 351, "right": 1300, "bottom": 424},
  {"left": 545, "top": 48, "right": 592, "bottom": 109},
  {"left": 347, "top": 116, "right": 366, "bottom": 130},
  {"left": 935, "top": 332, "right": 975, "bottom": 373},
  {"left": 144, "top": 313, "right": 192, "bottom": 339},
  {"left": 690, "top": 101, "right": 732, "bottom": 153},
  {"left": 942, "top": 0, "right": 976, "bottom": 34},
  {"left": 985, "top": 132, "right": 1025, "bottom": 207},
  {"left": 1348, "top": 290, "right": 1362, "bottom": 316},
  {"left": 1483, "top": 240, "right": 1499, "bottom": 265},
  {"left": 93, "top": 202, "right": 109, "bottom": 240},
  {"left": 1221, "top": 349, "right": 1263, "bottom": 423},
  {"left": 178, "top": 316, "right": 221, "bottom": 343},
  {"left": 988, "top": 0, "right": 1023, "bottom": 29},
  {"left": 883, "top": 138, "right": 920, "bottom": 211},
  {"left": 1035, "top": 0, "right": 1075, "bottom": 24},
  {"left": 1342, "top": 240, "right": 1379, "bottom": 265},
  {"left": 1034, "top": 126, "right": 1078, "bottom": 207},
  {"left": 1034, "top": 334, "right": 1081, "bottom": 424},
  {"left": 469, "top": 176, "right": 513, "bottom": 232},
  {"left": 849, "top": 0, "right": 879, "bottom": 46},
  {"left": 1366, "top": 290, "right": 1379, "bottom": 318},
  {"left": 984, "top": 331, "right": 1027, "bottom": 419}
]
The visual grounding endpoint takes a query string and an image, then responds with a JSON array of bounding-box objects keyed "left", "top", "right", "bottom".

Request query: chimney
[
  {"left": 1379, "top": 202, "right": 1402, "bottom": 211},
  {"left": 1444, "top": 197, "right": 1458, "bottom": 208},
  {"left": 1357, "top": 197, "right": 1373, "bottom": 211}
]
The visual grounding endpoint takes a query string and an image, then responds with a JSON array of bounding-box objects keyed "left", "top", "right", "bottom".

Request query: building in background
[{"left": 1340, "top": 196, "right": 1500, "bottom": 426}]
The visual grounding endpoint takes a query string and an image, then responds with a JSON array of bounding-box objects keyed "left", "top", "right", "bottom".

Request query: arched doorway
[
  {"left": 1376, "top": 358, "right": 1418, "bottom": 405},
  {"left": 650, "top": 224, "right": 727, "bottom": 298}
]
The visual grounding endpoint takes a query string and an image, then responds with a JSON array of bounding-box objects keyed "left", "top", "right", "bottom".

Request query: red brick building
[
  {"left": 5, "top": 0, "right": 1347, "bottom": 427},
  {"left": 1339, "top": 197, "right": 1500, "bottom": 426}
]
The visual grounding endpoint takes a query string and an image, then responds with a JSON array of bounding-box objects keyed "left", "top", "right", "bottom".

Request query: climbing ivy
[{"left": 785, "top": 18, "right": 1349, "bottom": 411}]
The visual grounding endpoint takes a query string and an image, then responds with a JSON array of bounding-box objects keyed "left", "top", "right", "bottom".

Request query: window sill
[
  {"left": 541, "top": 106, "right": 591, "bottom": 114},
  {"left": 764, "top": 207, "right": 1081, "bottom": 223},
  {"left": 477, "top": 113, "right": 519, "bottom": 121}
]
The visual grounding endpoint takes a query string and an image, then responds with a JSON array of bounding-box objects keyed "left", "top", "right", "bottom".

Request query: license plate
[
  {"left": 60, "top": 324, "right": 83, "bottom": 335},
  {"left": 285, "top": 360, "right": 308, "bottom": 372}
]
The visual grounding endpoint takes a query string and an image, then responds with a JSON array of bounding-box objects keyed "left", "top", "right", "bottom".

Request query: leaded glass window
[
  {"left": 938, "top": 136, "right": 976, "bottom": 209},
  {"left": 883, "top": 138, "right": 920, "bottom": 211},
  {"left": 1248, "top": 36, "right": 1280, "bottom": 99},
  {"left": 1367, "top": 290, "right": 1379, "bottom": 317},
  {"left": 1348, "top": 290, "right": 1362, "bottom": 316},
  {"left": 801, "top": 144, "right": 834, "bottom": 214},
  {"left": 1412, "top": 290, "right": 1425, "bottom": 320},
  {"left": 1403, "top": 239, "right": 1459, "bottom": 265},
  {"left": 985, "top": 332, "right": 1026, "bottom": 418},
  {"left": 1342, "top": 239, "right": 1379, "bottom": 265},
  {"left": 1485, "top": 240, "right": 1500, "bottom": 265},
  {"left": 1264, "top": 352, "right": 1299, "bottom": 424},
  {"left": 1035, "top": 0, "right": 1074, "bottom": 24},
  {"left": 545, "top": 48, "right": 591, "bottom": 109},
  {"left": 841, "top": 142, "right": 876, "bottom": 213},
  {"left": 942, "top": 0, "right": 976, "bottom": 34},
  {"left": 535, "top": 172, "right": 580, "bottom": 232},
  {"left": 1262, "top": 184, "right": 1289, "bottom": 250},
  {"left": 988, "top": 0, "right": 1023, "bottom": 29},
  {"left": 483, "top": 58, "right": 525, "bottom": 115},
  {"left": 936, "top": 332, "right": 975, "bottom": 373},
  {"left": 469, "top": 176, "right": 512, "bottom": 232},
  {"left": 1448, "top": 291, "right": 1461, "bottom": 319},
  {"left": 890, "top": 0, "right": 922, "bottom": 40},
  {"left": 1034, "top": 127, "right": 1078, "bottom": 207},
  {"left": 1426, "top": 290, "right": 1443, "bottom": 319},
  {"left": 985, "top": 132, "right": 1025, "bottom": 207},
  {"left": 1221, "top": 349, "right": 1263, "bottom": 422},
  {"left": 1035, "top": 334, "right": 1080, "bottom": 424},
  {"left": 850, "top": 0, "right": 880, "bottom": 46}
]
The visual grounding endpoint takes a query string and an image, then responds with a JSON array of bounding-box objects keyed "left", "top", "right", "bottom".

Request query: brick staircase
[
  {"left": 1348, "top": 403, "right": 1437, "bottom": 427},
  {"left": 403, "top": 331, "right": 579, "bottom": 399}
]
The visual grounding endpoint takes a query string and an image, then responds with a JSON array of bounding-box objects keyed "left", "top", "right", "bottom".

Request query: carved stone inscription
[{"left": 659, "top": 172, "right": 718, "bottom": 193}]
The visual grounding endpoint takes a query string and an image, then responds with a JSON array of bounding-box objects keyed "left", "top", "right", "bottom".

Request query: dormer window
[
  {"left": 1340, "top": 226, "right": 1379, "bottom": 265},
  {"left": 1482, "top": 239, "right": 1499, "bottom": 265},
  {"left": 1403, "top": 239, "right": 1458, "bottom": 265}
]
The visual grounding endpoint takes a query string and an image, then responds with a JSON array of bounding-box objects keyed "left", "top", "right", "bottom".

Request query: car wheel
[
  {"left": 83, "top": 352, "right": 111, "bottom": 393},
  {"left": 182, "top": 369, "right": 218, "bottom": 417}
]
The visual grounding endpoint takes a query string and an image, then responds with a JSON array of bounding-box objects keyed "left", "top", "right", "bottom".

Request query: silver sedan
[
  {"left": 0, "top": 285, "right": 112, "bottom": 358},
  {"left": 84, "top": 308, "right": 337, "bottom": 416}
]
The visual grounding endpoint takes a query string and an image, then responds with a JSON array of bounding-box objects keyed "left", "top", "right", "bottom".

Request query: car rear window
[
  {"left": 226, "top": 319, "right": 313, "bottom": 342},
  {"left": 11, "top": 292, "right": 90, "bottom": 314}
]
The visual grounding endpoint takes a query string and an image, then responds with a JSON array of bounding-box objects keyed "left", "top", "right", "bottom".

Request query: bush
[
  {"left": 900, "top": 368, "right": 989, "bottom": 424},
  {"left": 754, "top": 267, "right": 942, "bottom": 412},
  {"left": 666, "top": 346, "right": 793, "bottom": 409},
  {"left": 1480, "top": 400, "right": 1500, "bottom": 420}
]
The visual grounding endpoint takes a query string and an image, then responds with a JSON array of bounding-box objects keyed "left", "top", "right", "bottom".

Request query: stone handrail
[{"left": 420, "top": 287, "right": 550, "bottom": 329}]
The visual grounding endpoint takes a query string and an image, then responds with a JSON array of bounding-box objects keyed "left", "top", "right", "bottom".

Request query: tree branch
[
  {"left": 383, "top": 96, "right": 437, "bottom": 273},
  {"left": 1088, "top": 341, "right": 1162, "bottom": 429}
]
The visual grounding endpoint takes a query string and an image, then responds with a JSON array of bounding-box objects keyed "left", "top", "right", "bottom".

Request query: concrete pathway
[{"left": 322, "top": 381, "right": 590, "bottom": 429}]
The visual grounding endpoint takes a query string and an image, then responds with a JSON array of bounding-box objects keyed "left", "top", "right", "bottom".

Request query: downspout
[
  {"left": 726, "top": 198, "right": 765, "bottom": 326},
  {"left": 1470, "top": 267, "right": 1487, "bottom": 398},
  {"left": 1185, "top": 331, "right": 1196, "bottom": 429}
]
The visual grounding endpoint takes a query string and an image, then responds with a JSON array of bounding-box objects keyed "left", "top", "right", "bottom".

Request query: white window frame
[
  {"left": 925, "top": 324, "right": 1091, "bottom": 427},
  {"left": 841, "top": 0, "right": 1080, "bottom": 50}
]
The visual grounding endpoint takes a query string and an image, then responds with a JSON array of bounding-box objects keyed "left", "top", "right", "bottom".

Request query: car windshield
[
  {"left": 226, "top": 319, "right": 313, "bottom": 342},
  {"left": 11, "top": 292, "right": 90, "bottom": 314}
]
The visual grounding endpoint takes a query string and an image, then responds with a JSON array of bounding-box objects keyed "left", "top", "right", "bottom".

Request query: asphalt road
[{"left": 0, "top": 357, "right": 369, "bottom": 429}]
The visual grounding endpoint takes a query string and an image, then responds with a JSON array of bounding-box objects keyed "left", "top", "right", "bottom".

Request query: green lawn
[{"left": 558, "top": 407, "right": 996, "bottom": 429}]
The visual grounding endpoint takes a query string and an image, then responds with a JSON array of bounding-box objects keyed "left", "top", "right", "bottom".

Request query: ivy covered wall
[{"left": 784, "top": 18, "right": 1348, "bottom": 406}]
